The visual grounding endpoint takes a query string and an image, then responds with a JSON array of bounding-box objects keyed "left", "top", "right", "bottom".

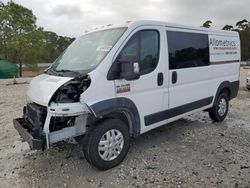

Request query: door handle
[
  {"left": 157, "top": 72, "right": 164, "bottom": 86},
  {"left": 172, "top": 71, "right": 177, "bottom": 84}
]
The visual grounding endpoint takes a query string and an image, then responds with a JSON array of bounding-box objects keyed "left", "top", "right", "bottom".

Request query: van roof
[{"left": 87, "top": 20, "right": 238, "bottom": 36}]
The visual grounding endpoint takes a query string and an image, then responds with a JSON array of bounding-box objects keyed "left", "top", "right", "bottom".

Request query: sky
[{"left": 2, "top": 0, "right": 249, "bottom": 37}]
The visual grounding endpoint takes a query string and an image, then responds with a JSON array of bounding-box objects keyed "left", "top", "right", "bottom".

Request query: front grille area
[{"left": 23, "top": 103, "right": 47, "bottom": 137}]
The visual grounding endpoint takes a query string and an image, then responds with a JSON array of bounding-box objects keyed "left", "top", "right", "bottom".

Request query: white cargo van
[{"left": 14, "top": 20, "right": 240, "bottom": 170}]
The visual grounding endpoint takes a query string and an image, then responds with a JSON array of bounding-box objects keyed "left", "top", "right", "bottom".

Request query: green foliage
[
  {"left": 11, "top": 29, "right": 47, "bottom": 66},
  {"left": 221, "top": 19, "right": 250, "bottom": 60},
  {"left": 239, "top": 28, "right": 250, "bottom": 60},
  {"left": 235, "top": 20, "right": 250, "bottom": 60},
  {"left": 0, "top": 1, "right": 44, "bottom": 76},
  {"left": 43, "top": 31, "right": 75, "bottom": 62},
  {"left": 0, "top": 1, "right": 74, "bottom": 76},
  {"left": 202, "top": 20, "right": 212, "bottom": 28},
  {"left": 6, "top": 2, "right": 37, "bottom": 33},
  {"left": 222, "top": 25, "right": 234, "bottom": 31},
  {"left": 236, "top": 19, "right": 250, "bottom": 30}
]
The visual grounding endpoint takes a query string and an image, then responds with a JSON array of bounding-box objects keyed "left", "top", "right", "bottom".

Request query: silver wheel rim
[
  {"left": 98, "top": 129, "right": 124, "bottom": 161},
  {"left": 218, "top": 98, "right": 227, "bottom": 117}
]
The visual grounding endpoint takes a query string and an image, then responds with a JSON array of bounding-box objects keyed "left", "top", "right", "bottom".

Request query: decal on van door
[
  {"left": 209, "top": 35, "right": 240, "bottom": 62},
  {"left": 116, "top": 84, "right": 130, "bottom": 94}
]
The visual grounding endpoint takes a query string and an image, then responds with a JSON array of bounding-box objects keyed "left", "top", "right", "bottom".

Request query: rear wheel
[
  {"left": 209, "top": 92, "right": 229, "bottom": 122},
  {"left": 83, "top": 119, "right": 130, "bottom": 170}
]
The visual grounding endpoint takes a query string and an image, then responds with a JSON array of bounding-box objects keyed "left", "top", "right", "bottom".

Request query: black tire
[
  {"left": 83, "top": 119, "right": 130, "bottom": 170},
  {"left": 209, "top": 92, "right": 229, "bottom": 122}
]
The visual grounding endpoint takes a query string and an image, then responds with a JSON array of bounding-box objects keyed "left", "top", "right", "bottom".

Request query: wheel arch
[
  {"left": 214, "top": 80, "right": 239, "bottom": 106},
  {"left": 88, "top": 98, "right": 141, "bottom": 137}
]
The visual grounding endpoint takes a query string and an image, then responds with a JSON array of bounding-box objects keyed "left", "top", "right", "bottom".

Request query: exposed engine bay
[
  {"left": 45, "top": 74, "right": 91, "bottom": 132},
  {"left": 51, "top": 74, "right": 91, "bottom": 103}
]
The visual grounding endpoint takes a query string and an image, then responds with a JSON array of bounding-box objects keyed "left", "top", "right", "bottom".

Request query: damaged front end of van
[{"left": 13, "top": 72, "right": 92, "bottom": 150}]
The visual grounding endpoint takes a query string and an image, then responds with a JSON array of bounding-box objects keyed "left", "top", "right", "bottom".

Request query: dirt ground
[{"left": 0, "top": 68, "right": 250, "bottom": 188}]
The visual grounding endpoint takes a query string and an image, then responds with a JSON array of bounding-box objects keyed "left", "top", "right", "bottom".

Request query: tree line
[
  {"left": 0, "top": 1, "right": 75, "bottom": 76},
  {"left": 202, "top": 20, "right": 250, "bottom": 61}
]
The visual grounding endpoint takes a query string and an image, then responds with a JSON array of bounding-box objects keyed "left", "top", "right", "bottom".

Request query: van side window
[
  {"left": 119, "top": 33, "right": 139, "bottom": 61},
  {"left": 117, "top": 30, "right": 159, "bottom": 75},
  {"left": 167, "top": 31, "right": 209, "bottom": 70}
]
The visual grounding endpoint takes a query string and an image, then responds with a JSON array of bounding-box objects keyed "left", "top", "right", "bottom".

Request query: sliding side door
[{"left": 166, "top": 30, "right": 212, "bottom": 118}]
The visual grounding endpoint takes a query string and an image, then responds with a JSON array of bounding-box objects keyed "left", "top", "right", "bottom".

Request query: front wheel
[
  {"left": 209, "top": 92, "right": 229, "bottom": 122},
  {"left": 83, "top": 119, "right": 130, "bottom": 170}
]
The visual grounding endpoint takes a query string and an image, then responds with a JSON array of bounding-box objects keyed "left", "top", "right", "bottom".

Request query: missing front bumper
[
  {"left": 13, "top": 118, "right": 45, "bottom": 150},
  {"left": 14, "top": 102, "right": 89, "bottom": 150},
  {"left": 14, "top": 115, "right": 87, "bottom": 150}
]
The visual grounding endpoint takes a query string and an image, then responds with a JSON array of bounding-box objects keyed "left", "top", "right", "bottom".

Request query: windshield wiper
[
  {"left": 55, "top": 69, "right": 83, "bottom": 77},
  {"left": 45, "top": 67, "right": 85, "bottom": 78},
  {"left": 56, "top": 69, "right": 73, "bottom": 72}
]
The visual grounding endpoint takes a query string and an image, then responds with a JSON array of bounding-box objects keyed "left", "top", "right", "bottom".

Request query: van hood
[{"left": 27, "top": 74, "right": 73, "bottom": 106}]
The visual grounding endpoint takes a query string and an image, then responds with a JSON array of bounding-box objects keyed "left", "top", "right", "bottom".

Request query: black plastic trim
[
  {"left": 157, "top": 72, "right": 164, "bottom": 86},
  {"left": 90, "top": 98, "right": 141, "bottom": 136},
  {"left": 210, "top": 60, "right": 240, "bottom": 65},
  {"left": 145, "top": 96, "right": 213, "bottom": 126},
  {"left": 214, "top": 81, "right": 239, "bottom": 104},
  {"left": 229, "top": 80, "right": 239, "bottom": 99},
  {"left": 172, "top": 71, "right": 177, "bottom": 84},
  {"left": 24, "top": 103, "right": 47, "bottom": 136},
  {"left": 13, "top": 118, "right": 45, "bottom": 150}
]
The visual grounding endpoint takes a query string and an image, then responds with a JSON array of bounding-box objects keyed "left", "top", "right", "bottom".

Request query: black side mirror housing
[
  {"left": 107, "top": 55, "right": 140, "bottom": 81},
  {"left": 119, "top": 60, "right": 139, "bottom": 80}
]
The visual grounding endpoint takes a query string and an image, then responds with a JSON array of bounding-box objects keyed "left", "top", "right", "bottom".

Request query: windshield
[{"left": 51, "top": 27, "right": 127, "bottom": 72}]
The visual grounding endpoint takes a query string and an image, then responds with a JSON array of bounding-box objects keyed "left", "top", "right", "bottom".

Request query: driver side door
[{"left": 113, "top": 26, "right": 169, "bottom": 133}]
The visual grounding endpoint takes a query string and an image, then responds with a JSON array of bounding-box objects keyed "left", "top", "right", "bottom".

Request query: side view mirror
[
  {"left": 107, "top": 55, "right": 140, "bottom": 81},
  {"left": 119, "top": 55, "right": 140, "bottom": 81}
]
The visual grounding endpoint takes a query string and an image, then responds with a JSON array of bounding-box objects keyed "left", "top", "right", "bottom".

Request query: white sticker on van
[
  {"left": 209, "top": 35, "right": 239, "bottom": 62},
  {"left": 96, "top": 45, "right": 112, "bottom": 52}
]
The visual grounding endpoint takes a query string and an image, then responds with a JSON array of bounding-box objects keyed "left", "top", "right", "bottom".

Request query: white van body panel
[
  {"left": 208, "top": 63, "right": 239, "bottom": 99},
  {"left": 80, "top": 70, "right": 116, "bottom": 108},
  {"left": 168, "top": 63, "right": 240, "bottom": 109},
  {"left": 27, "top": 74, "right": 73, "bottom": 106},
  {"left": 168, "top": 66, "right": 211, "bottom": 109}
]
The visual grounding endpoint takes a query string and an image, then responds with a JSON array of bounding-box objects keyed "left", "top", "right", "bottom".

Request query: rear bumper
[{"left": 13, "top": 118, "right": 45, "bottom": 150}]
